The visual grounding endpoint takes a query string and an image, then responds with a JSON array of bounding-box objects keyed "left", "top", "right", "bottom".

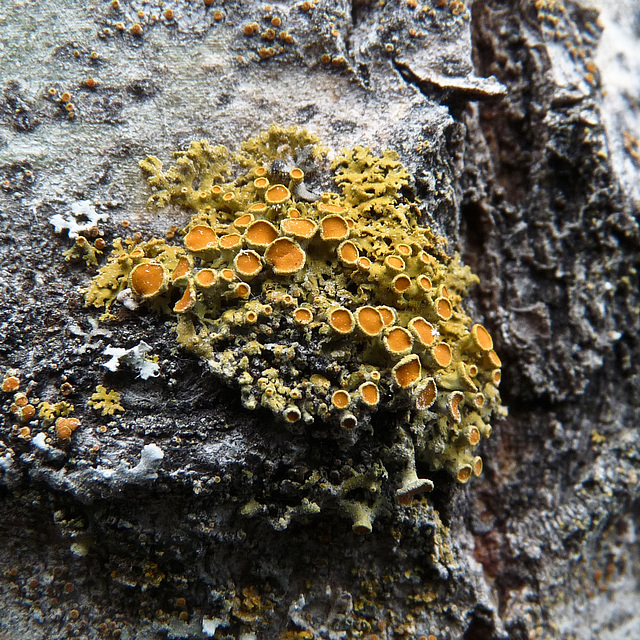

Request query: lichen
[
  {"left": 62, "top": 235, "right": 105, "bottom": 267},
  {"left": 89, "top": 385, "right": 124, "bottom": 416},
  {"left": 38, "top": 400, "right": 74, "bottom": 427},
  {"left": 102, "top": 342, "right": 160, "bottom": 380},
  {"left": 50, "top": 200, "right": 108, "bottom": 239},
  {"left": 84, "top": 125, "right": 504, "bottom": 532}
]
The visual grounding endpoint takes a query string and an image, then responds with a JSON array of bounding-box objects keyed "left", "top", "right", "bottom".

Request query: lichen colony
[{"left": 83, "top": 125, "right": 503, "bottom": 532}]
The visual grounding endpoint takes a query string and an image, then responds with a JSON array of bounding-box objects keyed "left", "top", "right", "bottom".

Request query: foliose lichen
[
  {"left": 85, "top": 125, "right": 504, "bottom": 532},
  {"left": 89, "top": 385, "right": 124, "bottom": 417}
]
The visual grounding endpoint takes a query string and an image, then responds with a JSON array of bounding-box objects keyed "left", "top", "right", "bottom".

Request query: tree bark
[{"left": 1, "top": 1, "right": 639, "bottom": 638}]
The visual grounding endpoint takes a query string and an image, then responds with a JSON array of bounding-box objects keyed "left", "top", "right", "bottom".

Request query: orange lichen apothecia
[{"left": 84, "top": 125, "right": 504, "bottom": 532}]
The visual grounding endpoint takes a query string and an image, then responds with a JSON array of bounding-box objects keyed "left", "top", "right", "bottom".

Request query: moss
[{"left": 84, "top": 125, "right": 504, "bottom": 532}]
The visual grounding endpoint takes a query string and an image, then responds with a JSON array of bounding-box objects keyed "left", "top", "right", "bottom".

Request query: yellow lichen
[
  {"left": 1, "top": 373, "right": 20, "bottom": 393},
  {"left": 84, "top": 125, "right": 504, "bottom": 531},
  {"left": 89, "top": 385, "right": 124, "bottom": 416},
  {"left": 63, "top": 236, "right": 103, "bottom": 266},
  {"left": 38, "top": 400, "right": 74, "bottom": 427},
  {"left": 84, "top": 237, "right": 185, "bottom": 313},
  {"left": 56, "top": 416, "right": 80, "bottom": 440}
]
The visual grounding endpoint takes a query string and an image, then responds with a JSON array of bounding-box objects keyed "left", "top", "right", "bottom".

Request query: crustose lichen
[{"left": 84, "top": 125, "right": 504, "bottom": 533}]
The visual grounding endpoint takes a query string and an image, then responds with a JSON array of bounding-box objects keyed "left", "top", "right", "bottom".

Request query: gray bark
[{"left": 1, "top": 0, "right": 639, "bottom": 638}]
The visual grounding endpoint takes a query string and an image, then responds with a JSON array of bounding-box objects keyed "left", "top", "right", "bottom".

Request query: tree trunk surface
[{"left": 1, "top": 1, "right": 639, "bottom": 639}]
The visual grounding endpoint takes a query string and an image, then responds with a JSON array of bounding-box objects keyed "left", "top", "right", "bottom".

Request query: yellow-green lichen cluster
[
  {"left": 85, "top": 125, "right": 503, "bottom": 524},
  {"left": 89, "top": 385, "right": 124, "bottom": 416}
]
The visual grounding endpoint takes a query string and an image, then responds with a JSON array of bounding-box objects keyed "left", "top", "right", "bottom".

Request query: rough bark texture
[{"left": 1, "top": 1, "right": 639, "bottom": 639}]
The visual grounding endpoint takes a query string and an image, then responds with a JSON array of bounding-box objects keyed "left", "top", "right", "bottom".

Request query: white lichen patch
[
  {"left": 50, "top": 200, "right": 108, "bottom": 239},
  {"left": 102, "top": 341, "right": 160, "bottom": 380}
]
